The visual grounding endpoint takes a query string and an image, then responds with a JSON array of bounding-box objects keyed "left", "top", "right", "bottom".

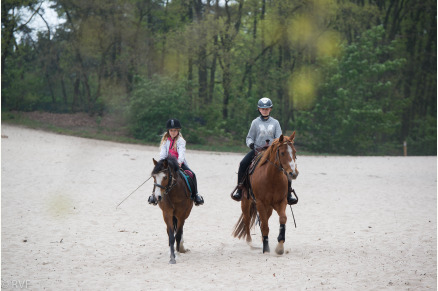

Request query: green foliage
[
  {"left": 2, "top": 41, "right": 48, "bottom": 111},
  {"left": 129, "top": 75, "right": 189, "bottom": 142},
  {"left": 406, "top": 116, "right": 437, "bottom": 155},
  {"left": 2, "top": 1, "right": 436, "bottom": 155},
  {"left": 301, "top": 25, "right": 406, "bottom": 155}
]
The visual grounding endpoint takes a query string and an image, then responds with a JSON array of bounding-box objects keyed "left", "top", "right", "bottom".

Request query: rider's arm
[
  {"left": 246, "top": 120, "right": 257, "bottom": 148},
  {"left": 176, "top": 138, "right": 187, "bottom": 165},
  {"left": 159, "top": 140, "right": 169, "bottom": 160}
]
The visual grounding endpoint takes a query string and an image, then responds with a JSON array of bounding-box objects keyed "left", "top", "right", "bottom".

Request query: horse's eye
[
  {"left": 163, "top": 176, "right": 167, "bottom": 180},
  {"left": 281, "top": 152, "right": 284, "bottom": 156}
]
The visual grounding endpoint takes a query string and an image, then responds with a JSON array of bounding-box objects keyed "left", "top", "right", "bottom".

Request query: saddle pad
[
  {"left": 248, "top": 152, "right": 264, "bottom": 175},
  {"left": 179, "top": 169, "right": 195, "bottom": 194},
  {"left": 184, "top": 169, "right": 194, "bottom": 179}
]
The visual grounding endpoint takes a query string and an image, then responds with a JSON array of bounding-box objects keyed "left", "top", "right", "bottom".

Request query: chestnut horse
[
  {"left": 151, "top": 157, "right": 193, "bottom": 264},
  {"left": 232, "top": 132, "right": 298, "bottom": 254}
]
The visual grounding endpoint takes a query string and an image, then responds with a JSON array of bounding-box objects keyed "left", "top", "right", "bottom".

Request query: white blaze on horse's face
[
  {"left": 287, "top": 144, "right": 298, "bottom": 179},
  {"left": 154, "top": 172, "right": 166, "bottom": 199}
]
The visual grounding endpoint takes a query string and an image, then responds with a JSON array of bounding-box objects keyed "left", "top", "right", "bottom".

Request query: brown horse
[
  {"left": 151, "top": 157, "right": 193, "bottom": 264},
  {"left": 232, "top": 132, "right": 299, "bottom": 255}
]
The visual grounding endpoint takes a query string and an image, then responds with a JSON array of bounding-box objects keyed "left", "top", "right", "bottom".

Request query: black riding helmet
[
  {"left": 257, "top": 97, "right": 273, "bottom": 108},
  {"left": 257, "top": 97, "right": 273, "bottom": 117},
  {"left": 166, "top": 119, "right": 182, "bottom": 130}
]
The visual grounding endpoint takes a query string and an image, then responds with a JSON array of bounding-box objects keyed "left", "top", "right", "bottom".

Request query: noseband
[{"left": 153, "top": 166, "right": 177, "bottom": 195}]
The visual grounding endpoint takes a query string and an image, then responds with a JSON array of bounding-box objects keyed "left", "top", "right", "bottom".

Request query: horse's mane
[
  {"left": 152, "top": 156, "right": 180, "bottom": 174},
  {"left": 258, "top": 138, "right": 281, "bottom": 168}
]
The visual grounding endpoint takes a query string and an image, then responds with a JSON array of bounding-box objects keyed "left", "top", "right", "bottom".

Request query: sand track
[{"left": 1, "top": 124, "right": 436, "bottom": 290}]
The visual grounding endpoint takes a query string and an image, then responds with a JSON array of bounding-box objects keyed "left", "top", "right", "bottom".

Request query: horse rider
[
  {"left": 148, "top": 118, "right": 204, "bottom": 206},
  {"left": 231, "top": 97, "right": 298, "bottom": 205}
]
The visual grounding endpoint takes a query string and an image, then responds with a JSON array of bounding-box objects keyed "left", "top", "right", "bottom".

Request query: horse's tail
[{"left": 232, "top": 200, "right": 257, "bottom": 240}]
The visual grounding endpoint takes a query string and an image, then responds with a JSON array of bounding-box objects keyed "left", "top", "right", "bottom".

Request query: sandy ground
[{"left": 1, "top": 124, "right": 436, "bottom": 290}]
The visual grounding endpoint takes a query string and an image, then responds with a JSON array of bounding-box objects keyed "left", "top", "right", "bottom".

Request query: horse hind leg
[
  {"left": 175, "top": 219, "right": 187, "bottom": 253},
  {"left": 241, "top": 195, "right": 252, "bottom": 243}
]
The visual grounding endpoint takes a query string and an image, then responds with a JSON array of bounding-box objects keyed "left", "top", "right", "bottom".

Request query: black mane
[{"left": 152, "top": 156, "right": 180, "bottom": 175}]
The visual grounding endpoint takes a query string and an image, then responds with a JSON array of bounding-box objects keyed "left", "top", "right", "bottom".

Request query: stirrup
[
  {"left": 231, "top": 188, "right": 242, "bottom": 202},
  {"left": 193, "top": 194, "right": 204, "bottom": 206},
  {"left": 287, "top": 188, "right": 298, "bottom": 205}
]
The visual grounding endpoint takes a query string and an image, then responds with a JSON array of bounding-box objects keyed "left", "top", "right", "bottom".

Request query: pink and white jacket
[{"left": 159, "top": 137, "right": 188, "bottom": 166}]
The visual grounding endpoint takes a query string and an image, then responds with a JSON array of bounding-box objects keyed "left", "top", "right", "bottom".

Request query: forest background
[{"left": 2, "top": 0, "right": 436, "bottom": 155}]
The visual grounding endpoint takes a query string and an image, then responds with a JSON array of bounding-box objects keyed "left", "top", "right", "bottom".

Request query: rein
[{"left": 116, "top": 176, "right": 152, "bottom": 209}]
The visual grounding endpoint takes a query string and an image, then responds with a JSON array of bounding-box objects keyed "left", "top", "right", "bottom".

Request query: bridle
[
  {"left": 153, "top": 166, "right": 177, "bottom": 195},
  {"left": 267, "top": 140, "right": 297, "bottom": 176}
]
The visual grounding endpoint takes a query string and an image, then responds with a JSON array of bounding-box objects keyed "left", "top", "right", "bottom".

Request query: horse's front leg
[
  {"left": 275, "top": 205, "right": 288, "bottom": 255},
  {"left": 257, "top": 203, "right": 273, "bottom": 253},
  {"left": 164, "top": 216, "right": 176, "bottom": 264}
]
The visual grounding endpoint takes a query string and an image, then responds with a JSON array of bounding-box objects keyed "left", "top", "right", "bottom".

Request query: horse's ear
[
  {"left": 163, "top": 159, "right": 168, "bottom": 167},
  {"left": 279, "top": 135, "right": 284, "bottom": 143},
  {"left": 290, "top": 131, "right": 296, "bottom": 140},
  {"left": 153, "top": 158, "right": 158, "bottom": 165}
]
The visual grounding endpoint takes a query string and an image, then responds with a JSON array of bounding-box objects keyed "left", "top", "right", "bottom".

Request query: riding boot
[
  {"left": 232, "top": 183, "right": 244, "bottom": 201},
  {"left": 148, "top": 194, "right": 158, "bottom": 206},
  {"left": 189, "top": 177, "right": 204, "bottom": 206},
  {"left": 191, "top": 192, "right": 204, "bottom": 206},
  {"left": 287, "top": 181, "right": 298, "bottom": 205}
]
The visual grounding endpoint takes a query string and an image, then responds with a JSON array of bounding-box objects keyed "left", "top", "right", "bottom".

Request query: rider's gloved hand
[{"left": 249, "top": 143, "right": 255, "bottom": 150}]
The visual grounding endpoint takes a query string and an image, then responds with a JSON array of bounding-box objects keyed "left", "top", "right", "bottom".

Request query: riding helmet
[
  {"left": 166, "top": 119, "right": 182, "bottom": 130},
  {"left": 257, "top": 97, "right": 273, "bottom": 108}
]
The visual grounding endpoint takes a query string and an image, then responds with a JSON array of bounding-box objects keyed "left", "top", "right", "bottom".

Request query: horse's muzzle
[{"left": 288, "top": 170, "right": 299, "bottom": 180}]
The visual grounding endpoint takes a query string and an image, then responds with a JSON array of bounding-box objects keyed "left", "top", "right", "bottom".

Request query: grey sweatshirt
[{"left": 246, "top": 116, "right": 282, "bottom": 148}]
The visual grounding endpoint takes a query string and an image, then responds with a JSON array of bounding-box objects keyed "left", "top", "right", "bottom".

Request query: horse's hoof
[
  {"left": 169, "top": 259, "right": 176, "bottom": 264},
  {"left": 275, "top": 241, "right": 284, "bottom": 255}
]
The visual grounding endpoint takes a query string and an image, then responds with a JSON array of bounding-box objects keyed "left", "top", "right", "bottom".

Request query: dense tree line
[{"left": 2, "top": 0, "right": 436, "bottom": 155}]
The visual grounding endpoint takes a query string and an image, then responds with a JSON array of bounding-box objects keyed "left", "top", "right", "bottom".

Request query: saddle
[
  {"left": 248, "top": 151, "right": 265, "bottom": 175},
  {"left": 242, "top": 147, "right": 268, "bottom": 199},
  {"left": 179, "top": 169, "right": 195, "bottom": 195}
]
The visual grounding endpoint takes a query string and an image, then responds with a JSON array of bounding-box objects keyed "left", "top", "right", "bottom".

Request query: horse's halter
[{"left": 153, "top": 166, "right": 177, "bottom": 196}]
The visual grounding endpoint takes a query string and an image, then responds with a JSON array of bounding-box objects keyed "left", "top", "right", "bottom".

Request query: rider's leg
[
  {"left": 181, "top": 164, "right": 204, "bottom": 206},
  {"left": 287, "top": 180, "right": 298, "bottom": 205},
  {"left": 232, "top": 150, "right": 255, "bottom": 201}
]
